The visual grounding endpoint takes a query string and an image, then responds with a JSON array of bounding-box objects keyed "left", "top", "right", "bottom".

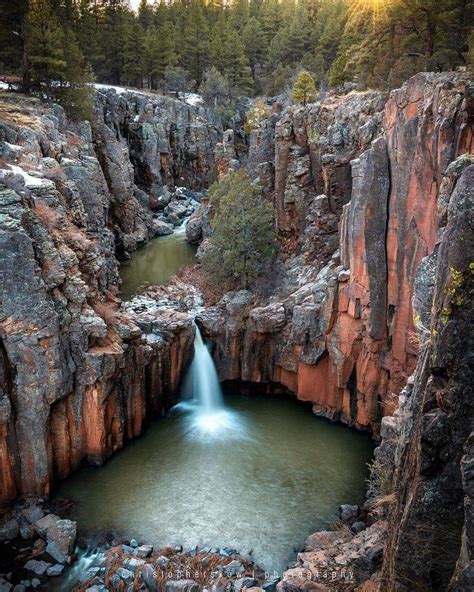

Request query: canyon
[{"left": 0, "top": 72, "right": 473, "bottom": 591}]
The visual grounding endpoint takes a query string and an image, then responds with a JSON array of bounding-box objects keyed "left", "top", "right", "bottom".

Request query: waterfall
[
  {"left": 192, "top": 324, "right": 223, "bottom": 411},
  {"left": 178, "top": 323, "right": 248, "bottom": 441}
]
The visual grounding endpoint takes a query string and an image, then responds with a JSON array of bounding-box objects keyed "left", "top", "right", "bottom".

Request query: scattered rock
[
  {"left": 130, "top": 539, "right": 139, "bottom": 548},
  {"left": 24, "top": 559, "right": 51, "bottom": 575},
  {"left": 141, "top": 564, "right": 159, "bottom": 591},
  {"left": 338, "top": 504, "right": 359, "bottom": 522},
  {"left": 234, "top": 577, "right": 257, "bottom": 591},
  {"left": 21, "top": 505, "right": 43, "bottom": 524},
  {"left": 351, "top": 521, "right": 366, "bottom": 533},
  {"left": 126, "top": 557, "right": 145, "bottom": 572},
  {"left": 136, "top": 544, "right": 153, "bottom": 558},
  {"left": 19, "top": 523, "right": 34, "bottom": 540},
  {"left": 0, "top": 578, "right": 12, "bottom": 592},
  {"left": 224, "top": 560, "right": 245, "bottom": 577},
  {"left": 47, "top": 564, "right": 65, "bottom": 577},
  {"left": 261, "top": 577, "right": 280, "bottom": 591},
  {"left": 116, "top": 567, "right": 133, "bottom": 582},
  {"left": 165, "top": 580, "right": 200, "bottom": 592},
  {"left": 156, "top": 555, "right": 170, "bottom": 566}
]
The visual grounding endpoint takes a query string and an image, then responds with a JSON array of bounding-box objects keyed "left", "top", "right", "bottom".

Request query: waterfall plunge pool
[{"left": 54, "top": 391, "right": 374, "bottom": 573}]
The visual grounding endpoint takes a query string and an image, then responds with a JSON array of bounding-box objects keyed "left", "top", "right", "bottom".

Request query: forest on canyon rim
[{"left": 1, "top": 0, "right": 473, "bottom": 119}]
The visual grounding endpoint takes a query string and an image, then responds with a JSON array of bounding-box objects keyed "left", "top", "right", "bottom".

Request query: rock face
[
  {"left": 0, "top": 90, "right": 213, "bottom": 503},
  {"left": 198, "top": 73, "right": 472, "bottom": 433},
  {"left": 380, "top": 163, "right": 474, "bottom": 591},
  {"left": 93, "top": 89, "right": 218, "bottom": 255}
]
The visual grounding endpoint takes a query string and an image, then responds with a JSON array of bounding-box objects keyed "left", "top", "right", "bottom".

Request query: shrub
[{"left": 243, "top": 99, "right": 270, "bottom": 135}]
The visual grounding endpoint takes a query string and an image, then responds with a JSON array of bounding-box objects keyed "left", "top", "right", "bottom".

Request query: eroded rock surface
[
  {"left": 197, "top": 73, "right": 472, "bottom": 434},
  {"left": 0, "top": 90, "right": 215, "bottom": 503}
]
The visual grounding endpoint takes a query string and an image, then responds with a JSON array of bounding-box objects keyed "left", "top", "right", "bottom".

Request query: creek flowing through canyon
[
  {"left": 120, "top": 224, "right": 197, "bottom": 301},
  {"left": 52, "top": 230, "right": 374, "bottom": 575}
]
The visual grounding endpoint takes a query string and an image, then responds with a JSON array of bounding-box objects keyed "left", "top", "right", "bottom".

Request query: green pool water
[
  {"left": 120, "top": 228, "right": 196, "bottom": 300},
  {"left": 55, "top": 392, "right": 374, "bottom": 573}
]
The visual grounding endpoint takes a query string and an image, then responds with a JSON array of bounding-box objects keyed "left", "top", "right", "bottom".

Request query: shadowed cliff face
[
  {"left": 0, "top": 89, "right": 217, "bottom": 503},
  {"left": 197, "top": 73, "right": 472, "bottom": 436}
]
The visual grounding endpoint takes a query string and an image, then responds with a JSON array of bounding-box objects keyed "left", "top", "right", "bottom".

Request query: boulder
[
  {"left": 261, "top": 577, "right": 280, "bottom": 591},
  {"left": 141, "top": 564, "right": 159, "bottom": 591},
  {"left": 45, "top": 520, "right": 76, "bottom": 563},
  {"left": 47, "top": 564, "right": 64, "bottom": 577},
  {"left": 234, "top": 577, "right": 257, "bottom": 591},
  {"left": 223, "top": 560, "right": 245, "bottom": 577},
  {"left": 305, "top": 530, "right": 351, "bottom": 551},
  {"left": 24, "top": 559, "right": 52, "bottom": 575},
  {"left": 21, "top": 504, "right": 44, "bottom": 524},
  {"left": 0, "top": 518, "right": 19, "bottom": 542},
  {"left": 136, "top": 544, "right": 153, "bottom": 558},
  {"left": 0, "top": 578, "right": 12, "bottom": 592},
  {"left": 34, "top": 514, "right": 59, "bottom": 538},
  {"left": 338, "top": 504, "right": 359, "bottom": 522},
  {"left": 153, "top": 219, "right": 174, "bottom": 236},
  {"left": 165, "top": 580, "right": 200, "bottom": 592},
  {"left": 155, "top": 555, "right": 170, "bottom": 567},
  {"left": 116, "top": 567, "right": 134, "bottom": 582}
]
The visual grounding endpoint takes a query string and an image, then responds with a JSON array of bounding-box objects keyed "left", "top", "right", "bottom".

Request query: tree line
[{"left": 0, "top": 0, "right": 472, "bottom": 119}]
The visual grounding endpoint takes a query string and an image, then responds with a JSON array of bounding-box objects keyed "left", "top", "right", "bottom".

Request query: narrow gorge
[{"left": 0, "top": 71, "right": 473, "bottom": 592}]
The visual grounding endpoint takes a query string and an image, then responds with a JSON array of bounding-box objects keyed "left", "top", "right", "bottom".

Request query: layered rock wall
[
  {"left": 198, "top": 73, "right": 472, "bottom": 433},
  {"left": 0, "top": 89, "right": 216, "bottom": 503}
]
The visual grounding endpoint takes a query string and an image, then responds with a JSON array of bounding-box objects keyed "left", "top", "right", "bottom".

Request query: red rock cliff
[{"left": 198, "top": 73, "right": 472, "bottom": 433}]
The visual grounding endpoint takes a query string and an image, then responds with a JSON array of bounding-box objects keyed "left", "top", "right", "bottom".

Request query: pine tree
[
  {"left": 200, "top": 67, "right": 230, "bottom": 104},
  {"left": 0, "top": 0, "right": 27, "bottom": 73},
  {"left": 55, "top": 29, "right": 95, "bottom": 120},
  {"left": 24, "top": 0, "right": 67, "bottom": 97},
  {"left": 292, "top": 70, "right": 317, "bottom": 105},
  {"left": 242, "top": 17, "right": 266, "bottom": 74},
  {"left": 24, "top": 0, "right": 94, "bottom": 120},
  {"left": 203, "top": 170, "right": 275, "bottom": 289},
  {"left": 123, "top": 19, "right": 146, "bottom": 87}
]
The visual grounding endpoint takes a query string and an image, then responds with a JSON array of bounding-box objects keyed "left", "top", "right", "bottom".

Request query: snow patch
[
  {"left": 183, "top": 93, "right": 203, "bottom": 106},
  {"left": 6, "top": 165, "right": 55, "bottom": 189},
  {"left": 5, "top": 142, "right": 23, "bottom": 152}
]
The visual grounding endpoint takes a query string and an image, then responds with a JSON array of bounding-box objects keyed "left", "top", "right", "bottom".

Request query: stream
[{"left": 120, "top": 225, "right": 196, "bottom": 300}]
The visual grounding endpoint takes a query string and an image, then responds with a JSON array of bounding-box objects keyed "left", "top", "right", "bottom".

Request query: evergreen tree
[
  {"left": 55, "top": 29, "right": 95, "bottom": 120},
  {"left": 24, "top": 0, "right": 67, "bottom": 96},
  {"left": 292, "top": 70, "right": 317, "bottom": 105},
  {"left": 200, "top": 67, "right": 231, "bottom": 106},
  {"left": 242, "top": 17, "right": 266, "bottom": 74},
  {"left": 123, "top": 19, "right": 146, "bottom": 87},
  {"left": 162, "top": 66, "right": 195, "bottom": 96},
  {"left": 203, "top": 170, "right": 275, "bottom": 289},
  {"left": 2, "top": 0, "right": 471, "bottom": 104},
  {"left": 0, "top": 0, "right": 27, "bottom": 73},
  {"left": 24, "top": 0, "right": 93, "bottom": 120}
]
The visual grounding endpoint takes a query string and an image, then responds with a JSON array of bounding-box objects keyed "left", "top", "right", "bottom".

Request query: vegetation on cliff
[{"left": 203, "top": 170, "right": 275, "bottom": 289}]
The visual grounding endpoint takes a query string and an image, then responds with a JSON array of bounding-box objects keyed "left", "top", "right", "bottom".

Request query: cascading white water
[
  {"left": 178, "top": 323, "right": 247, "bottom": 441},
  {"left": 192, "top": 324, "right": 223, "bottom": 411}
]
